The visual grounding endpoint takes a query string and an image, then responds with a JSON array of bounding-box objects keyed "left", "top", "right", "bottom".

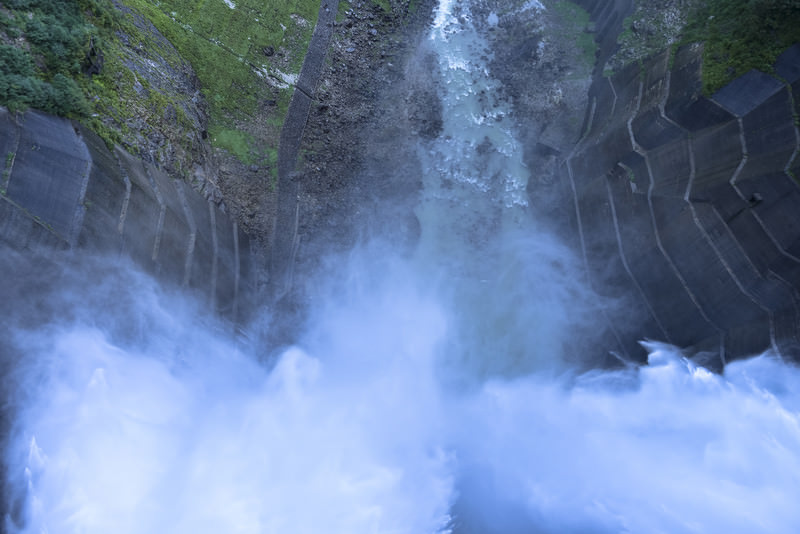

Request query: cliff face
[
  {"left": 560, "top": 2, "right": 800, "bottom": 365},
  {"left": 0, "top": 1, "right": 435, "bottom": 347}
]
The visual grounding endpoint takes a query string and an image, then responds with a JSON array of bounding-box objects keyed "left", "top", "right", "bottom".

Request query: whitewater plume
[
  {"left": 3, "top": 252, "right": 454, "bottom": 534},
  {"left": 2, "top": 250, "right": 800, "bottom": 534}
]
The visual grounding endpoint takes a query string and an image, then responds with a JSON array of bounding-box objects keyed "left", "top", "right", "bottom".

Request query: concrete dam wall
[
  {"left": 563, "top": 35, "right": 800, "bottom": 366},
  {"left": 0, "top": 108, "right": 254, "bottom": 321}
]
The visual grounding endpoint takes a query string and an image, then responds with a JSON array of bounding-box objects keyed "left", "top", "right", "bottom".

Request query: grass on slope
[
  {"left": 0, "top": 0, "right": 321, "bottom": 165},
  {"left": 552, "top": 1, "right": 597, "bottom": 70},
  {"left": 119, "top": 0, "right": 319, "bottom": 163},
  {"left": 122, "top": 0, "right": 318, "bottom": 123},
  {"left": 682, "top": 0, "right": 800, "bottom": 94},
  {"left": 0, "top": 0, "right": 102, "bottom": 116}
]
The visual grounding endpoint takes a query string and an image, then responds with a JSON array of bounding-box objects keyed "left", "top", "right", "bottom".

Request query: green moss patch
[
  {"left": 114, "top": 0, "right": 320, "bottom": 164},
  {"left": 552, "top": 1, "right": 596, "bottom": 68},
  {"left": 612, "top": 4, "right": 687, "bottom": 77},
  {"left": 372, "top": 0, "right": 392, "bottom": 12},
  {"left": 209, "top": 128, "right": 254, "bottom": 163},
  {"left": 121, "top": 0, "right": 318, "bottom": 121},
  {"left": 0, "top": 0, "right": 322, "bottom": 167},
  {"left": 681, "top": 0, "right": 800, "bottom": 94},
  {"left": 0, "top": 0, "right": 104, "bottom": 116}
]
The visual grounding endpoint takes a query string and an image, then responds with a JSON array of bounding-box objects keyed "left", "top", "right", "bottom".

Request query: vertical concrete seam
[
  {"left": 635, "top": 73, "right": 721, "bottom": 335},
  {"left": 2, "top": 123, "right": 20, "bottom": 192},
  {"left": 564, "top": 156, "right": 629, "bottom": 359},
  {"left": 143, "top": 166, "right": 166, "bottom": 263},
  {"left": 728, "top": 117, "right": 749, "bottom": 192},
  {"left": 283, "top": 201, "right": 301, "bottom": 298},
  {"left": 626, "top": 80, "right": 644, "bottom": 155},
  {"left": 176, "top": 182, "right": 196, "bottom": 287},
  {"left": 565, "top": 159, "right": 590, "bottom": 279},
  {"left": 689, "top": 202, "right": 778, "bottom": 350},
  {"left": 112, "top": 150, "right": 132, "bottom": 237},
  {"left": 644, "top": 153, "right": 720, "bottom": 332},
  {"left": 666, "top": 66, "right": 770, "bottom": 317},
  {"left": 744, "top": 86, "right": 800, "bottom": 264},
  {"left": 683, "top": 129, "right": 696, "bottom": 202},
  {"left": 577, "top": 96, "right": 597, "bottom": 145},
  {"left": 571, "top": 74, "right": 639, "bottom": 359},
  {"left": 232, "top": 220, "right": 240, "bottom": 323},
  {"left": 605, "top": 169, "right": 671, "bottom": 342},
  {"left": 781, "top": 83, "right": 800, "bottom": 181},
  {"left": 683, "top": 105, "right": 777, "bottom": 350},
  {"left": 209, "top": 201, "right": 219, "bottom": 309},
  {"left": 563, "top": 73, "right": 590, "bottom": 264},
  {"left": 68, "top": 133, "right": 93, "bottom": 248},
  {"left": 767, "top": 268, "right": 800, "bottom": 355},
  {"left": 608, "top": 72, "right": 618, "bottom": 119}
]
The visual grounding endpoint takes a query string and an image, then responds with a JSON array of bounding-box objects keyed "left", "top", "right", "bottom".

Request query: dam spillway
[{"left": 2, "top": 0, "right": 800, "bottom": 532}]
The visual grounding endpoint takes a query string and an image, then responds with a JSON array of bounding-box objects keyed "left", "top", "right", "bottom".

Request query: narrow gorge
[{"left": 2, "top": 0, "right": 800, "bottom": 532}]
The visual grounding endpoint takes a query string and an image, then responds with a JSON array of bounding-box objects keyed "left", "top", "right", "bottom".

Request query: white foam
[{"left": 6, "top": 258, "right": 800, "bottom": 533}]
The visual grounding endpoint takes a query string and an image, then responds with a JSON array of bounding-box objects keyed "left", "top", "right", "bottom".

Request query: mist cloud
[{"left": 2, "top": 248, "right": 799, "bottom": 534}]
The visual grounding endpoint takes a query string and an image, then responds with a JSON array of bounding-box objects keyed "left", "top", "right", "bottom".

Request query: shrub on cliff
[
  {"left": 683, "top": 0, "right": 800, "bottom": 93},
  {"left": 0, "top": 0, "right": 100, "bottom": 116},
  {"left": 0, "top": 72, "right": 89, "bottom": 116}
]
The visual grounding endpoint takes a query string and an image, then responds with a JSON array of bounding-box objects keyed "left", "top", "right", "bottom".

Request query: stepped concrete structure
[
  {"left": 562, "top": 26, "right": 800, "bottom": 366},
  {"left": 0, "top": 108, "right": 253, "bottom": 322}
]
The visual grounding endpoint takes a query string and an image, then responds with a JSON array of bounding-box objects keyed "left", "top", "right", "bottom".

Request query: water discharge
[
  {"left": 4, "top": 1, "right": 800, "bottom": 533},
  {"left": 417, "top": 0, "right": 586, "bottom": 379}
]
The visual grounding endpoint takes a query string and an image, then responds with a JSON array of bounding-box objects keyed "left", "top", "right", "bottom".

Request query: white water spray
[{"left": 5, "top": 252, "right": 800, "bottom": 534}]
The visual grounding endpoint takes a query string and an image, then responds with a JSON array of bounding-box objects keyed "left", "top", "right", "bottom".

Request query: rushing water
[{"left": 4, "top": 1, "right": 800, "bottom": 533}]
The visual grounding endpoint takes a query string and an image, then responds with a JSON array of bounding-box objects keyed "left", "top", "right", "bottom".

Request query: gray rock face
[
  {"left": 0, "top": 108, "right": 254, "bottom": 323},
  {"left": 570, "top": 0, "right": 635, "bottom": 77},
  {"left": 562, "top": 36, "right": 800, "bottom": 366}
]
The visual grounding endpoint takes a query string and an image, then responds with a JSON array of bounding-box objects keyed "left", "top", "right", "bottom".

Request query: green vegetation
[
  {"left": 0, "top": 0, "right": 103, "bottom": 116},
  {"left": 99, "top": 0, "right": 321, "bottom": 164},
  {"left": 120, "top": 0, "right": 318, "bottom": 122},
  {"left": 613, "top": 7, "right": 687, "bottom": 77},
  {"left": 372, "top": 0, "right": 392, "bottom": 12},
  {"left": 209, "top": 126, "right": 277, "bottom": 171},
  {"left": 552, "top": 1, "right": 597, "bottom": 69},
  {"left": 2, "top": 150, "right": 14, "bottom": 186},
  {"left": 0, "top": 0, "right": 322, "bottom": 167},
  {"left": 337, "top": 1, "right": 352, "bottom": 22},
  {"left": 83, "top": 16, "right": 199, "bottom": 153},
  {"left": 611, "top": 1, "right": 800, "bottom": 91},
  {"left": 681, "top": 0, "right": 800, "bottom": 94}
]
